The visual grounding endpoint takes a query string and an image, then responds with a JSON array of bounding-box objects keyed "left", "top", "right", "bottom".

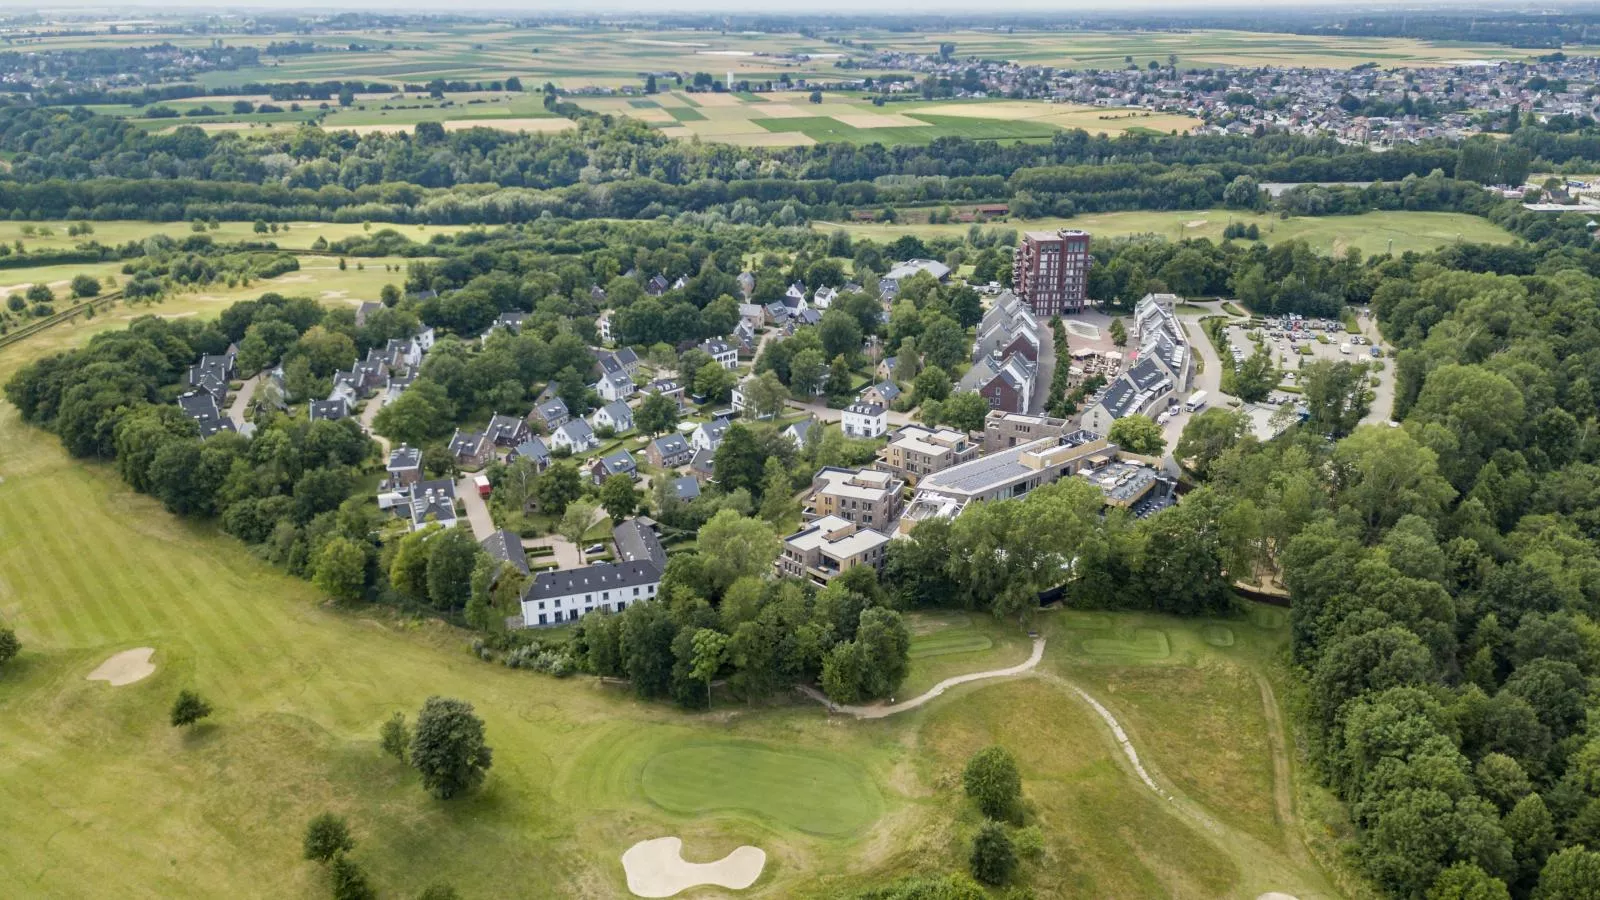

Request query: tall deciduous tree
[{"left": 410, "top": 696, "right": 493, "bottom": 799}]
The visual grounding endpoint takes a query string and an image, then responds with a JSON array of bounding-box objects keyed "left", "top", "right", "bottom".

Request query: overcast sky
[{"left": 36, "top": 1, "right": 1529, "bottom": 12}]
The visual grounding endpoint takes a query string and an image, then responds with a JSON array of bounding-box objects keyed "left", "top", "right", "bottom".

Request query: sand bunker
[
  {"left": 622, "top": 837, "right": 765, "bottom": 898},
  {"left": 1257, "top": 894, "right": 1300, "bottom": 900},
  {"left": 1064, "top": 320, "right": 1101, "bottom": 340},
  {"left": 87, "top": 647, "right": 156, "bottom": 686}
]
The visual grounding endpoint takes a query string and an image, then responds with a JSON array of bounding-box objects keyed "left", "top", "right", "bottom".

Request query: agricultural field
[
  {"left": 825, "top": 27, "right": 1581, "bottom": 69},
  {"left": 576, "top": 91, "right": 1200, "bottom": 147},
  {"left": 0, "top": 220, "right": 465, "bottom": 253},
  {"left": 819, "top": 208, "right": 1520, "bottom": 257},
  {"left": 0, "top": 286, "right": 1341, "bottom": 896}
]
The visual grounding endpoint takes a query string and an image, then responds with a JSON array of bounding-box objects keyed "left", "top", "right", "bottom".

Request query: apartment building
[
  {"left": 899, "top": 430, "right": 1112, "bottom": 533},
  {"left": 1012, "top": 229, "right": 1091, "bottom": 315},
  {"left": 876, "top": 424, "right": 982, "bottom": 483},
  {"left": 776, "top": 516, "right": 892, "bottom": 587},
  {"left": 982, "top": 410, "right": 1072, "bottom": 454},
  {"left": 805, "top": 466, "right": 905, "bottom": 530}
]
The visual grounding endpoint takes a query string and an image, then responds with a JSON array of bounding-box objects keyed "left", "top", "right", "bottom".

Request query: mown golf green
[{"left": 642, "top": 743, "right": 881, "bottom": 836}]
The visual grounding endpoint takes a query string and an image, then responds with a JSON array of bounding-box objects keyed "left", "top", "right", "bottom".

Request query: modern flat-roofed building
[
  {"left": 877, "top": 424, "right": 981, "bottom": 484},
  {"left": 983, "top": 410, "right": 1071, "bottom": 454},
  {"left": 806, "top": 466, "right": 905, "bottom": 529},
  {"left": 899, "top": 430, "right": 1112, "bottom": 533},
  {"left": 776, "top": 515, "right": 892, "bottom": 586},
  {"left": 1013, "top": 229, "right": 1090, "bottom": 315}
]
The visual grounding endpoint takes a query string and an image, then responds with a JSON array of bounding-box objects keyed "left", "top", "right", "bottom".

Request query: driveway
[
  {"left": 1355, "top": 311, "right": 1396, "bottom": 425},
  {"left": 226, "top": 374, "right": 260, "bottom": 430},
  {"left": 453, "top": 475, "right": 495, "bottom": 541}
]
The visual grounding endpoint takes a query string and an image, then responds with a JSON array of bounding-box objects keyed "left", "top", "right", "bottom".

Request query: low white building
[
  {"left": 841, "top": 401, "right": 887, "bottom": 439},
  {"left": 551, "top": 419, "right": 599, "bottom": 453},
  {"left": 519, "top": 560, "right": 661, "bottom": 627}
]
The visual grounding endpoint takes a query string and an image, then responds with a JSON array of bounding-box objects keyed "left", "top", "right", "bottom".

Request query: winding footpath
[{"left": 799, "top": 636, "right": 1046, "bottom": 718}]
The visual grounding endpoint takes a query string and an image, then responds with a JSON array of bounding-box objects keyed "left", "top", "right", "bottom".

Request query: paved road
[
  {"left": 1029, "top": 315, "right": 1056, "bottom": 415},
  {"left": 360, "top": 394, "right": 391, "bottom": 455},
  {"left": 453, "top": 475, "right": 495, "bottom": 541},
  {"left": 226, "top": 374, "right": 261, "bottom": 430},
  {"left": 1354, "top": 311, "right": 1396, "bottom": 426},
  {"left": 799, "top": 637, "right": 1045, "bottom": 718}
]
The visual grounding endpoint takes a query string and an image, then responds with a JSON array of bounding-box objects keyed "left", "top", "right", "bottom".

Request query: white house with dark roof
[
  {"left": 782, "top": 417, "right": 816, "bottom": 447},
  {"left": 483, "top": 311, "right": 526, "bottom": 340},
  {"left": 690, "top": 418, "right": 729, "bottom": 452},
  {"left": 647, "top": 378, "right": 685, "bottom": 404},
  {"left": 592, "top": 400, "right": 634, "bottom": 434},
  {"left": 698, "top": 338, "right": 739, "bottom": 371},
  {"left": 550, "top": 419, "right": 598, "bottom": 453},
  {"left": 842, "top": 401, "right": 888, "bottom": 439},
  {"left": 519, "top": 560, "right": 661, "bottom": 627},
  {"left": 813, "top": 285, "right": 839, "bottom": 309},
  {"left": 597, "top": 369, "right": 635, "bottom": 403}
]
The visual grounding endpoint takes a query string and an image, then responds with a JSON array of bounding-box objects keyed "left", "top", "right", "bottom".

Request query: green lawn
[
  {"left": 666, "top": 106, "right": 707, "bottom": 122},
  {"left": 900, "top": 611, "right": 1034, "bottom": 697},
  {"left": 641, "top": 742, "right": 882, "bottom": 836},
  {"left": 819, "top": 208, "right": 1517, "bottom": 257},
  {"left": 0, "top": 220, "right": 467, "bottom": 253}
]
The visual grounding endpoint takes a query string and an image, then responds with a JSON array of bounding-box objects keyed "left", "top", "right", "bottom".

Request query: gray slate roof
[{"left": 525, "top": 560, "right": 661, "bottom": 602}]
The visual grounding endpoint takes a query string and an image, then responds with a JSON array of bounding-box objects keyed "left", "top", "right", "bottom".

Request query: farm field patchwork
[
  {"left": 577, "top": 93, "right": 1202, "bottom": 146},
  {"left": 818, "top": 208, "right": 1520, "bottom": 256}
]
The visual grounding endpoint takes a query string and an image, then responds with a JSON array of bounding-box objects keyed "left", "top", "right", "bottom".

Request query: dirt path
[
  {"left": 1256, "top": 672, "right": 1314, "bottom": 868},
  {"left": 799, "top": 636, "right": 1045, "bottom": 718}
]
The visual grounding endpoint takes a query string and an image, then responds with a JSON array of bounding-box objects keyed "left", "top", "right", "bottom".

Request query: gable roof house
[
  {"left": 528, "top": 397, "right": 571, "bottom": 431},
  {"left": 592, "top": 400, "right": 635, "bottom": 435},
  {"left": 1081, "top": 357, "right": 1175, "bottom": 435},
  {"left": 733, "top": 320, "right": 758, "bottom": 355},
  {"left": 859, "top": 381, "right": 901, "bottom": 409},
  {"left": 698, "top": 338, "right": 739, "bottom": 370},
  {"left": 877, "top": 356, "right": 900, "bottom": 383},
  {"left": 309, "top": 398, "right": 350, "bottom": 422},
  {"left": 647, "top": 378, "right": 685, "bottom": 404},
  {"left": 485, "top": 413, "right": 530, "bottom": 448},
  {"left": 1133, "top": 293, "right": 1193, "bottom": 394},
  {"left": 405, "top": 480, "right": 458, "bottom": 531},
  {"left": 518, "top": 559, "right": 661, "bottom": 628},
  {"left": 881, "top": 259, "right": 951, "bottom": 299},
  {"left": 646, "top": 433, "right": 694, "bottom": 468},
  {"left": 595, "top": 347, "right": 641, "bottom": 378},
  {"left": 550, "top": 419, "right": 598, "bottom": 454},
  {"left": 590, "top": 449, "right": 638, "bottom": 484},
  {"left": 812, "top": 285, "right": 839, "bottom": 309},
  {"left": 645, "top": 274, "right": 671, "bottom": 296},
  {"left": 673, "top": 476, "right": 701, "bottom": 501},
  {"left": 689, "top": 448, "right": 716, "bottom": 482},
  {"left": 510, "top": 436, "right": 551, "bottom": 470},
  {"left": 448, "top": 429, "right": 493, "bottom": 469},
  {"left": 483, "top": 310, "right": 526, "bottom": 341},
  {"left": 481, "top": 529, "right": 531, "bottom": 577},
  {"left": 958, "top": 353, "right": 1038, "bottom": 415},
  {"left": 355, "top": 301, "right": 384, "bottom": 327},
  {"left": 596, "top": 369, "right": 635, "bottom": 404},
  {"left": 691, "top": 418, "right": 730, "bottom": 453},
  {"left": 613, "top": 518, "right": 667, "bottom": 570},
  {"left": 782, "top": 417, "right": 816, "bottom": 447}
]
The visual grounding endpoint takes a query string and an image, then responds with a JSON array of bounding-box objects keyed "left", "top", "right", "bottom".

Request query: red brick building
[{"left": 1013, "top": 229, "right": 1091, "bottom": 315}]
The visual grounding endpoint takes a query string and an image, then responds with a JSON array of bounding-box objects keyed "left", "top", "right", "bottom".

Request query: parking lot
[{"left": 1223, "top": 312, "right": 1388, "bottom": 407}]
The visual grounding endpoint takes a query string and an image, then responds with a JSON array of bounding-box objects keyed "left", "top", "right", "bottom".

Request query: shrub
[
  {"left": 303, "top": 813, "right": 355, "bottom": 863},
  {"left": 969, "top": 821, "right": 1017, "bottom": 886},
  {"left": 170, "top": 689, "right": 213, "bottom": 727}
]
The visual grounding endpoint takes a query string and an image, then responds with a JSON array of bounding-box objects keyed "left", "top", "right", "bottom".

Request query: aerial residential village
[{"left": 167, "top": 228, "right": 1235, "bottom": 630}]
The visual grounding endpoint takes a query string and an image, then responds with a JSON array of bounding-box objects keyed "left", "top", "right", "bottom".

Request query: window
[
  {"left": 633, "top": 587, "right": 640, "bottom": 596},
  {"left": 538, "top": 613, "right": 548, "bottom": 625}
]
